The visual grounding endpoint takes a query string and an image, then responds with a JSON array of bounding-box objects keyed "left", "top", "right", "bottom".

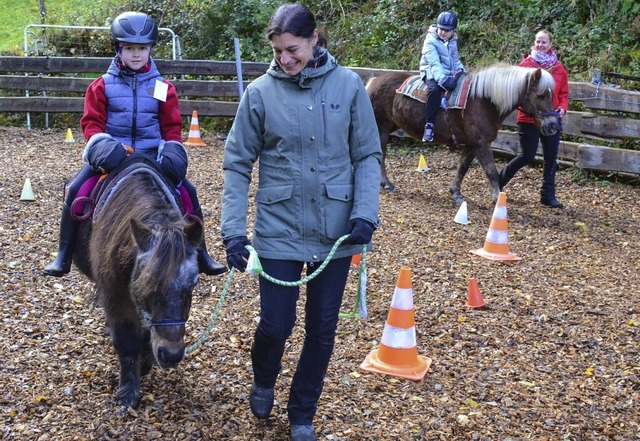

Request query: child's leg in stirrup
[
  {"left": 181, "top": 179, "right": 227, "bottom": 275},
  {"left": 43, "top": 165, "right": 96, "bottom": 276}
]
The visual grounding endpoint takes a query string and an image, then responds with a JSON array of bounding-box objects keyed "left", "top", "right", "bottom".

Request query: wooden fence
[{"left": 1, "top": 56, "right": 639, "bottom": 176}]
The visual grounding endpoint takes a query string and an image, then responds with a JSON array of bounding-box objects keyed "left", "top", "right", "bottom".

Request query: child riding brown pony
[{"left": 366, "top": 64, "right": 559, "bottom": 203}]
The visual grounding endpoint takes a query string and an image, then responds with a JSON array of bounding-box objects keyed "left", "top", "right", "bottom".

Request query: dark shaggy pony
[{"left": 73, "top": 165, "right": 202, "bottom": 408}]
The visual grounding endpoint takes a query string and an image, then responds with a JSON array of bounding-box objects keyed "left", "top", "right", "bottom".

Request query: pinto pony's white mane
[{"left": 469, "top": 64, "right": 555, "bottom": 115}]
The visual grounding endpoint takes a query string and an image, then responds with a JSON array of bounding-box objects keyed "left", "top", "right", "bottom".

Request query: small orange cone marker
[
  {"left": 361, "top": 266, "right": 431, "bottom": 381},
  {"left": 64, "top": 128, "right": 75, "bottom": 143},
  {"left": 184, "top": 110, "right": 206, "bottom": 147},
  {"left": 470, "top": 192, "right": 521, "bottom": 261},
  {"left": 466, "top": 277, "right": 486, "bottom": 308},
  {"left": 416, "top": 154, "right": 430, "bottom": 172},
  {"left": 20, "top": 178, "right": 35, "bottom": 201}
]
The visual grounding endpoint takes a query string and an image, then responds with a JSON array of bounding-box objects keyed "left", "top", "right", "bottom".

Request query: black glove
[
  {"left": 84, "top": 135, "right": 128, "bottom": 172},
  {"left": 157, "top": 141, "right": 188, "bottom": 185},
  {"left": 224, "top": 236, "right": 251, "bottom": 272},
  {"left": 440, "top": 76, "right": 458, "bottom": 91},
  {"left": 343, "top": 218, "right": 376, "bottom": 245}
]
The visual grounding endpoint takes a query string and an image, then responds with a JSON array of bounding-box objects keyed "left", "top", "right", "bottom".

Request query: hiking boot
[
  {"left": 541, "top": 197, "right": 563, "bottom": 208},
  {"left": 290, "top": 424, "right": 317, "bottom": 441},
  {"left": 421, "top": 123, "right": 434, "bottom": 143},
  {"left": 249, "top": 383, "right": 274, "bottom": 419}
]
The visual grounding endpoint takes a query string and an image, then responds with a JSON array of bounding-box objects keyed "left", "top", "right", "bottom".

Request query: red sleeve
[
  {"left": 518, "top": 56, "right": 535, "bottom": 68},
  {"left": 516, "top": 56, "right": 536, "bottom": 123},
  {"left": 159, "top": 81, "right": 183, "bottom": 142},
  {"left": 554, "top": 65, "right": 570, "bottom": 112},
  {"left": 80, "top": 77, "right": 108, "bottom": 141}
]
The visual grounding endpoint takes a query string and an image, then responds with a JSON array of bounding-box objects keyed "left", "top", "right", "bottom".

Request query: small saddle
[
  {"left": 396, "top": 74, "right": 471, "bottom": 109},
  {"left": 70, "top": 153, "right": 184, "bottom": 222}
]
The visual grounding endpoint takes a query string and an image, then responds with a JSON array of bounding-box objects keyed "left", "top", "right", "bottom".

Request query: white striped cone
[
  {"left": 360, "top": 266, "right": 431, "bottom": 381},
  {"left": 470, "top": 192, "right": 521, "bottom": 261},
  {"left": 184, "top": 110, "right": 206, "bottom": 147}
]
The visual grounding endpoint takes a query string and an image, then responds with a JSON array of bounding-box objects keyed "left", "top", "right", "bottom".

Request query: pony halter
[{"left": 142, "top": 310, "right": 187, "bottom": 327}]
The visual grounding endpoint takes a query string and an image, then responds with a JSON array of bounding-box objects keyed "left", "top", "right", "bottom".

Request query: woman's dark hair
[{"left": 266, "top": 3, "right": 316, "bottom": 40}]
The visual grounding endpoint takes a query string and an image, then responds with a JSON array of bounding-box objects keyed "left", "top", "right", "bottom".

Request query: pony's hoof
[
  {"left": 381, "top": 182, "right": 396, "bottom": 192},
  {"left": 449, "top": 187, "right": 464, "bottom": 204},
  {"left": 117, "top": 388, "right": 141, "bottom": 409}
]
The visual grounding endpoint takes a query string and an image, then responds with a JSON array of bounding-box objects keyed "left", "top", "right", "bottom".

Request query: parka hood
[{"left": 267, "top": 46, "right": 338, "bottom": 87}]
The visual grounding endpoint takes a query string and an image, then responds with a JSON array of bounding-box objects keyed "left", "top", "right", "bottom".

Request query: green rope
[
  {"left": 185, "top": 268, "right": 236, "bottom": 354},
  {"left": 186, "top": 235, "right": 367, "bottom": 354},
  {"left": 246, "top": 234, "right": 357, "bottom": 286},
  {"left": 247, "top": 234, "right": 367, "bottom": 318},
  {"left": 339, "top": 249, "right": 367, "bottom": 318}
]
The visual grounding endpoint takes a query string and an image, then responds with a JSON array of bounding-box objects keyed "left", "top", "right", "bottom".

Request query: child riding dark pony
[{"left": 43, "top": 11, "right": 226, "bottom": 277}]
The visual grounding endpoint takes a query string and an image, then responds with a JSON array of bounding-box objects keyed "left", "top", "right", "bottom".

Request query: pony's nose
[
  {"left": 543, "top": 119, "right": 558, "bottom": 136},
  {"left": 157, "top": 345, "right": 185, "bottom": 369}
]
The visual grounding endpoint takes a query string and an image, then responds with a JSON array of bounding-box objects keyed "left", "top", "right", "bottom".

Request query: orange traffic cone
[
  {"left": 360, "top": 266, "right": 431, "bottom": 381},
  {"left": 470, "top": 192, "right": 521, "bottom": 261},
  {"left": 466, "top": 277, "right": 486, "bottom": 308},
  {"left": 184, "top": 110, "right": 206, "bottom": 147},
  {"left": 351, "top": 253, "right": 361, "bottom": 266}
]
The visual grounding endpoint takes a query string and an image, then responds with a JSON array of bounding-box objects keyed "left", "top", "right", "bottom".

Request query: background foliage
[{"left": 2, "top": 0, "right": 639, "bottom": 84}]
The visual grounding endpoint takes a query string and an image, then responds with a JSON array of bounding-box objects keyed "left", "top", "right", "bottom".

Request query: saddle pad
[
  {"left": 92, "top": 163, "right": 181, "bottom": 223},
  {"left": 396, "top": 74, "right": 471, "bottom": 109},
  {"left": 70, "top": 173, "right": 103, "bottom": 218}
]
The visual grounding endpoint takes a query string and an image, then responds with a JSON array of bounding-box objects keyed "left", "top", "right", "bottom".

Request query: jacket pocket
[
  {"left": 324, "top": 183, "right": 354, "bottom": 239},
  {"left": 254, "top": 184, "right": 296, "bottom": 238}
]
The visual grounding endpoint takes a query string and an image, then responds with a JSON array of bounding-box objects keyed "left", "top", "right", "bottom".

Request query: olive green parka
[{"left": 221, "top": 48, "right": 382, "bottom": 262}]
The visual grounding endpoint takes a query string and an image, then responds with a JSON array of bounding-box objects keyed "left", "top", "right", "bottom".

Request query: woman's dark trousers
[
  {"left": 251, "top": 256, "right": 351, "bottom": 425},
  {"left": 498, "top": 122, "right": 561, "bottom": 200}
]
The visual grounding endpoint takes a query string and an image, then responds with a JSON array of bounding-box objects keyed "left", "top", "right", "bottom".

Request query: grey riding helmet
[
  {"left": 437, "top": 11, "right": 458, "bottom": 30},
  {"left": 110, "top": 12, "right": 158, "bottom": 48}
]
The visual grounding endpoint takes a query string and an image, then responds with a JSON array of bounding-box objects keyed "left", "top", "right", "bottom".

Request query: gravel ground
[{"left": 1, "top": 126, "right": 639, "bottom": 440}]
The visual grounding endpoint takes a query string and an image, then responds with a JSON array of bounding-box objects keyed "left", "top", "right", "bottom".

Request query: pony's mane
[
  {"left": 94, "top": 172, "right": 188, "bottom": 293},
  {"left": 469, "top": 63, "right": 555, "bottom": 115}
]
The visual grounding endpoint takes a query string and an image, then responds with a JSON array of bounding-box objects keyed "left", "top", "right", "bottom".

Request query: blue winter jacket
[
  {"left": 419, "top": 25, "right": 465, "bottom": 86},
  {"left": 102, "top": 57, "right": 163, "bottom": 153}
]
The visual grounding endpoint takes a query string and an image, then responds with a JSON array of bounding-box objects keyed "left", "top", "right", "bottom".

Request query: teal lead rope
[
  {"left": 186, "top": 235, "right": 367, "bottom": 354},
  {"left": 339, "top": 246, "right": 368, "bottom": 319},
  {"left": 185, "top": 268, "right": 236, "bottom": 354}
]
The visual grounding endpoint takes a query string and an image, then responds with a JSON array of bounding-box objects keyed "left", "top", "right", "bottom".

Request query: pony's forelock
[
  {"left": 135, "top": 223, "right": 193, "bottom": 293},
  {"left": 537, "top": 69, "right": 555, "bottom": 93}
]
